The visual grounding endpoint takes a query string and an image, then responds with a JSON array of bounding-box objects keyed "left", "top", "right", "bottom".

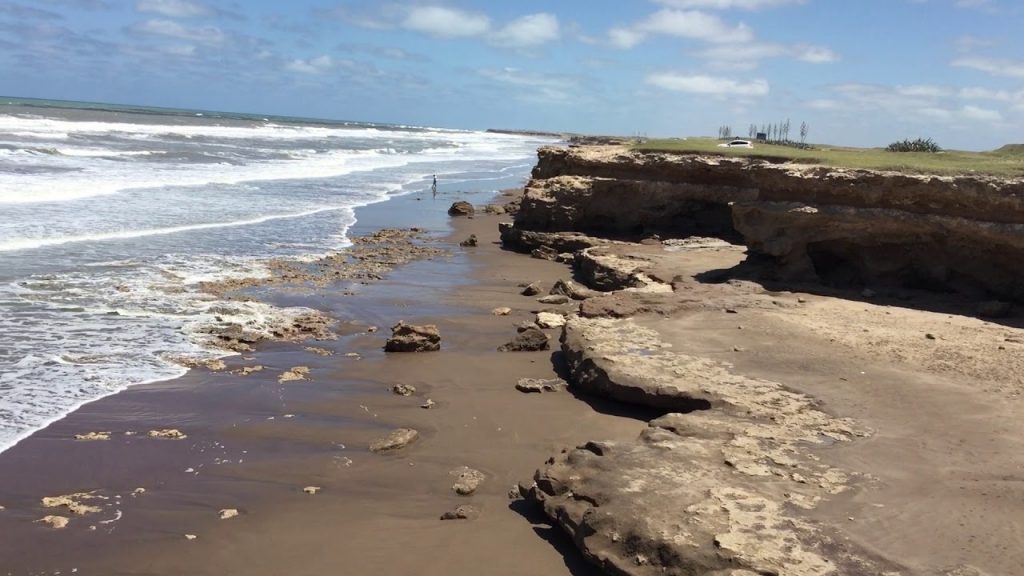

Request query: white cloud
[
  {"left": 401, "top": 6, "right": 490, "bottom": 39},
  {"left": 493, "top": 13, "right": 559, "bottom": 48},
  {"left": 951, "top": 56, "right": 1024, "bottom": 79},
  {"left": 646, "top": 72, "right": 769, "bottom": 96},
  {"left": 479, "top": 67, "right": 580, "bottom": 103},
  {"left": 132, "top": 19, "right": 224, "bottom": 44},
  {"left": 285, "top": 55, "right": 334, "bottom": 74},
  {"left": 959, "top": 104, "right": 1002, "bottom": 122},
  {"left": 795, "top": 44, "right": 837, "bottom": 63},
  {"left": 655, "top": 0, "right": 807, "bottom": 9},
  {"left": 696, "top": 41, "right": 837, "bottom": 67},
  {"left": 135, "top": 0, "right": 211, "bottom": 18},
  {"left": 610, "top": 9, "right": 753, "bottom": 48}
]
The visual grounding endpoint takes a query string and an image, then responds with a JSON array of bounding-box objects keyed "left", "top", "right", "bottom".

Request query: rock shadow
[
  {"left": 508, "top": 498, "right": 603, "bottom": 576},
  {"left": 695, "top": 256, "right": 1024, "bottom": 330}
]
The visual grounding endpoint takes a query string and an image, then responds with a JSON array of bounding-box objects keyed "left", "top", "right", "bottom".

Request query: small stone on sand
[
  {"left": 74, "top": 431, "right": 111, "bottom": 441},
  {"left": 440, "top": 505, "right": 477, "bottom": 521},
  {"left": 38, "top": 515, "right": 69, "bottom": 529},
  {"left": 131, "top": 488, "right": 145, "bottom": 497},
  {"left": 451, "top": 467, "right": 485, "bottom": 495},
  {"left": 148, "top": 429, "right": 187, "bottom": 440},
  {"left": 185, "top": 534, "right": 198, "bottom": 541},
  {"left": 521, "top": 282, "right": 543, "bottom": 296},
  {"left": 278, "top": 366, "right": 310, "bottom": 383},
  {"left": 537, "top": 294, "right": 569, "bottom": 305},
  {"left": 420, "top": 399, "right": 436, "bottom": 409},
  {"left": 235, "top": 365, "right": 264, "bottom": 376},
  {"left": 491, "top": 307, "right": 512, "bottom": 316},
  {"left": 392, "top": 383, "right": 416, "bottom": 396},
  {"left": 303, "top": 486, "right": 321, "bottom": 495},
  {"left": 369, "top": 428, "right": 419, "bottom": 453},
  {"left": 304, "top": 347, "right": 334, "bottom": 356},
  {"left": 219, "top": 508, "right": 239, "bottom": 520}
]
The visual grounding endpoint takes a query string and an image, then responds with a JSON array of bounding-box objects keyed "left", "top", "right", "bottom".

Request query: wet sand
[{"left": 0, "top": 190, "right": 636, "bottom": 575}]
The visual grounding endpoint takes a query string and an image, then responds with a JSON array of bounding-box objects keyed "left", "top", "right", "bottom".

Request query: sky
[{"left": 0, "top": 0, "right": 1022, "bottom": 150}]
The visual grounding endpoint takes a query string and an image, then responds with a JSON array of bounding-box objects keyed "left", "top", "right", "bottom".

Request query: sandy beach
[
  {"left": 2, "top": 145, "right": 1024, "bottom": 576},
  {"left": 0, "top": 189, "right": 634, "bottom": 575}
]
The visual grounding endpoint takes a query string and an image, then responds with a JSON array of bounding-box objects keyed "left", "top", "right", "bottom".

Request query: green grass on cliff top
[{"left": 635, "top": 138, "right": 1024, "bottom": 178}]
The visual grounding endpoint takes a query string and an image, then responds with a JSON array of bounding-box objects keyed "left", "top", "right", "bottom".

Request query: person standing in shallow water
[{"left": 432, "top": 174, "right": 437, "bottom": 198}]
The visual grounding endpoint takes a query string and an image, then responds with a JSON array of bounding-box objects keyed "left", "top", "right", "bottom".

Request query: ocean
[{"left": 0, "top": 97, "right": 554, "bottom": 454}]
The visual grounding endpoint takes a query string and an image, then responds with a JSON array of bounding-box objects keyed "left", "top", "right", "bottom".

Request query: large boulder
[
  {"left": 384, "top": 321, "right": 441, "bottom": 352},
  {"left": 448, "top": 201, "right": 474, "bottom": 217}
]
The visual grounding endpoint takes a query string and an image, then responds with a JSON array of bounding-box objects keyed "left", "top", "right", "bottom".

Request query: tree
[{"left": 800, "top": 121, "right": 808, "bottom": 144}]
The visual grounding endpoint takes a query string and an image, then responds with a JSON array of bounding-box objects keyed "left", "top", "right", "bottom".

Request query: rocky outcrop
[
  {"left": 510, "top": 145, "right": 1024, "bottom": 302},
  {"left": 524, "top": 314, "right": 892, "bottom": 576}
]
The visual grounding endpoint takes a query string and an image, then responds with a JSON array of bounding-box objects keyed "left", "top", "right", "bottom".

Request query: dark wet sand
[{"left": 0, "top": 190, "right": 639, "bottom": 575}]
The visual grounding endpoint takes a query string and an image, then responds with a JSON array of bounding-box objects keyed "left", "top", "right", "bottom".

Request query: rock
[
  {"left": 185, "top": 534, "right": 198, "bottom": 541},
  {"left": 977, "top": 300, "right": 1012, "bottom": 318},
  {"left": 515, "top": 321, "right": 538, "bottom": 332},
  {"left": 926, "top": 333, "right": 937, "bottom": 340},
  {"left": 384, "top": 321, "right": 441, "bottom": 352},
  {"left": 367, "top": 326, "right": 379, "bottom": 333},
  {"left": 550, "top": 279, "right": 597, "bottom": 301},
  {"left": 74, "top": 431, "right": 111, "bottom": 441},
  {"left": 440, "top": 504, "right": 477, "bottom": 520},
  {"left": 219, "top": 508, "right": 239, "bottom": 520},
  {"left": 392, "top": 383, "right": 417, "bottom": 396},
  {"left": 369, "top": 428, "right": 419, "bottom": 452},
  {"left": 515, "top": 378, "right": 566, "bottom": 393},
  {"left": 131, "top": 488, "right": 145, "bottom": 497},
  {"left": 278, "top": 366, "right": 310, "bottom": 383},
  {"left": 448, "top": 201, "right": 474, "bottom": 217},
  {"left": 483, "top": 204, "right": 506, "bottom": 215},
  {"left": 498, "top": 327, "right": 550, "bottom": 352},
  {"left": 38, "top": 515, "right": 69, "bottom": 529},
  {"left": 536, "top": 312, "right": 567, "bottom": 329},
  {"left": 42, "top": 493, "right": 103, "bottom": 516},
  {"left": 491, "top": 307, "right": 512, "bottom": 316},
  {"left": 537, "top": 294, "right": 570, "bottom": 305},
  {"left": 147, "top": 429, "right": 187, "bottom": 440},
  {"left": 459, "top": 234, "right": 478, "bottom": 247},
  {"left": 304, "top": 346, "right": 334, "bottom": 356},
  {"left": 235, "top": 365, "right": 264, "bottom": 376},
  {"left": 451, "top": 467, "right": 486, "bottom": 495},
  {"left": 521, "top": 282, "right": 543, "bottom": 296},
  {"left": 303, "top": 486, "right": 321, "bottom": 495},
  {"left": 531, "top": 245, "right": 559, "bottom": 261},
  {"left": 420, "top": 399, "right": 436, "bottom": 409}
]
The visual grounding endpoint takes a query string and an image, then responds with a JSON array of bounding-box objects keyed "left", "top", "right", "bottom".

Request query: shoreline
[{"left": 0, "top": 182, "right": 632, "bottom": 575}]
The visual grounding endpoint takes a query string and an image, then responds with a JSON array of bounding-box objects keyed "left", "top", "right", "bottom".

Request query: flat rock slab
[
  {"left": 369, "top": 428, "right": 419, "bottom": 453},
  {"left": 535, "top": 312, "right": 566, "bottom": 329},
  {"left": 526, "top": 313, "right": 889, "bottom": 576},
  {"left": 515, "top": 378, "right": 566, "bottom": 393},
  {"left": 498, "top": 327, "right": 550, "bottom": 352},
  {"left": 384, "top": 321, "right": 441, "bottom": 352}
]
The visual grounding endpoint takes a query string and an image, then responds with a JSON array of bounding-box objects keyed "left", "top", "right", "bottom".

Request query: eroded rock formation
[{"left": 509, "top": 145, "right": 1024, "bottom": 301}]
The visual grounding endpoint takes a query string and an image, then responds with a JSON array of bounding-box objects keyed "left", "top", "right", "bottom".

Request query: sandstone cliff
[{"left": 508, "top": 145, "right": 1024, "bottom": 302}]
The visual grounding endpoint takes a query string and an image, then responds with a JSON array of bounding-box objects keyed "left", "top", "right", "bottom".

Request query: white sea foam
[
  {"left": 0, "top": 204, "right": 356, "bottom": 252},
  {"left": 0, "top": 109, "right": 557, "bottom": 454}
]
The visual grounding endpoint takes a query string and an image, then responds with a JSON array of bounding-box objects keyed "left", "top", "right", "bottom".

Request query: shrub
[{"left": 887, "top": 138, "right": 941, "bottom": 153}]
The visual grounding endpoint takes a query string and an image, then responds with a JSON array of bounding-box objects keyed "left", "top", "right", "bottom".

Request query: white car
[{"left": 718, "top": 139, "right": 753, "bottom": 148}]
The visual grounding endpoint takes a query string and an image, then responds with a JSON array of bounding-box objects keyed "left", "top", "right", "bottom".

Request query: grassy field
[{"left": 634, "top": 138, "right": 1024, "bottom": 178}]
